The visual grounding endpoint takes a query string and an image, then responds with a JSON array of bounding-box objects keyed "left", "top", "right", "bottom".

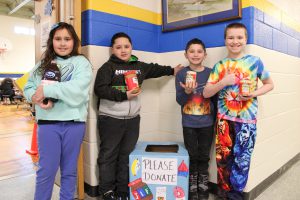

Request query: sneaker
[
  {"left": 189, "top": 191, "right": 198, "bottom": 200},
  {"left": 198, "top": 173, "right": 209, "bottom": 200},
  {"left": 116, "top": 192, "right": 129, "bottom": 200},
  {"left": 227, "top": 191, "right": 243, "bottom": 200},
  {"left": 216, "top": 188, "right": 228, "bottom": 200},
  {"left": 103, "top": 190, "right": 117, "bottom": 200},
  {"left": 198, "top": 191, "right": 209, "bottom": 200},
  {"left": 189, "top": 172, "right": 198, "bottom": 200}
]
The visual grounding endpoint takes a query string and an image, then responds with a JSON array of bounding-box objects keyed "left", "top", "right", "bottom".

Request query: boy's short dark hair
[
  {"left": 185, "top": 38, "right": 206, "bottom": 52},
  {"left": 111, "top": 32, "right": 132, "bottom": 47},
  {"left": 224, "top": 22, "right": 248, "bottom": 39}
]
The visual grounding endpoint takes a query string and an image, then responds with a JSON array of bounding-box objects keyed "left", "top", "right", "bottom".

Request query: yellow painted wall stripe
[
  {"left": 82, "top": 0, "right": 161, "bottom": 25},
  {"left": 243, "top": 0, "right": 300, "bottom": 32},
  {"left": 15, "top": 72, "right": 29, "bottom": 91},
  {"left": 241, "top": 0, "right": 251, "bottom": 8},
  {"left": 82, "top": 0, "right": 300, "bottom": 32}
]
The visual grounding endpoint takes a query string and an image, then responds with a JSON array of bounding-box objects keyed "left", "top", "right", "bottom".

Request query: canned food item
[
  {"left": 186, "top": 71, "right": 197, "bottom": 84},
  {"left": 124, "top": 70, "right": 140, "bottom": 93},
  {"left": 240, "top": 78, "right": 251, "bottom": 96},
  {"left": 128, "top": 178, "right": 153, "bottom": 200},
  {"left": 41, "top": 60, "right": 61, "bottom": 104}
]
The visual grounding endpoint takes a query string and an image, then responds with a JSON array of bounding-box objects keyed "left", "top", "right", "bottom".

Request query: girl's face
[
  {"left": 111, "top": 37, "right": 132, "bottom": 62},
  {"left": 53, "top": 28, "right": 74, "bottom": 57},
  {"left": 185, "top": 44, "right": 207, "bottom": 67},
  {"left": 225, "top": 27, "right": 247, "bottom": 58}
]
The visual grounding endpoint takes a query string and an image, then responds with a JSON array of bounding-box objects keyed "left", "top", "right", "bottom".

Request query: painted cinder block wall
[{"left": 81, "top": 0, "right": 300, "bottom": 195}]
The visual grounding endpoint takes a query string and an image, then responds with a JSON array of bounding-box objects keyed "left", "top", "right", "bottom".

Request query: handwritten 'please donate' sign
[{"left": 141, "top": 157, "right": 177, "bottom": 185}]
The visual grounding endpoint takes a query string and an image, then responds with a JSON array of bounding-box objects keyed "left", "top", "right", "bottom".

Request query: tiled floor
[{"left": 0, "top": 104, "right": 299, "bottom": 200}]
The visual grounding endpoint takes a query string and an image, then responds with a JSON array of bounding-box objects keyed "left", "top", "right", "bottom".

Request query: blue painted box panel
[{"left": 129, "top": 142, "right": 189, "bottom": 200}]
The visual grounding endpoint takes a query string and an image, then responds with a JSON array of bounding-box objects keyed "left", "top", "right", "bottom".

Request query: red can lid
[{"left": 124, "top": 70, "right": 136, "bottom": 76}]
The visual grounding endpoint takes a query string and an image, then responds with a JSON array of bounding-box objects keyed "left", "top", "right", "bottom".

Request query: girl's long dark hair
[{"left": 37, "top": 22, "right": 81, "bottom": 75}]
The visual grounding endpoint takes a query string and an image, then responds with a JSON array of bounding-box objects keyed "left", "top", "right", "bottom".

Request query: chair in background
[
  {"left": 2, "top": 94, "right": 11, "bottom": 105},
  {"left": 13, "top": 95, "right": 24, "bottom": 108}
]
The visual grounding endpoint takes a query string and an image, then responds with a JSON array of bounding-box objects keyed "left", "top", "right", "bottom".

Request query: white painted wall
[
  {"left": 0, "top": 15, "right": 35, "bottom": 73},
  {"left": 269, "top": 0, "right": 300, "bottom": 23},
  {"left": 244, "top": 45, "right": 300, "bottom": 191}
]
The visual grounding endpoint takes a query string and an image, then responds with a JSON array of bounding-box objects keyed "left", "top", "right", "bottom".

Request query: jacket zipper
[{"left": 128, "top": 100, "right": 131, "bottom": 116}]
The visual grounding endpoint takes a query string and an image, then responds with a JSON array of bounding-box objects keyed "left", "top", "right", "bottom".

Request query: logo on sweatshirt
[
  {"left": 45, "top": 71, "right": 56, "bottom": 79},
  {"left": 115, "top": 69, "right": 141, "bottom": 75}
]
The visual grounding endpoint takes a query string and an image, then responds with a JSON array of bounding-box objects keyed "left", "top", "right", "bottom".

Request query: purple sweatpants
[{"left": 34, "top": 121, "right": 85, "bottom": 200}]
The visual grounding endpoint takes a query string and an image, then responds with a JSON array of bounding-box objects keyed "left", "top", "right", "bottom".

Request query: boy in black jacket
[{"left": 94, "top": 32, "right": 182, "bottom": 200}]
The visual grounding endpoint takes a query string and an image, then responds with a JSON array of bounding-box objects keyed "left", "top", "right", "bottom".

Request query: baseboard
[{"left": 209, "top": 152, "right": 300, "bottom": 200}]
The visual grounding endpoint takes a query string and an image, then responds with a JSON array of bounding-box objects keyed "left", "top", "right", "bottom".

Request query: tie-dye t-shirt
[{"left": 207, "top": 55, "right": 270, "bottom": 123}]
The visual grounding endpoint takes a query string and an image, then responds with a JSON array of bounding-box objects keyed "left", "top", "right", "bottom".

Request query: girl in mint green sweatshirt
[{"left": 24, "top": 22, "right": 92, "bottom": 200}]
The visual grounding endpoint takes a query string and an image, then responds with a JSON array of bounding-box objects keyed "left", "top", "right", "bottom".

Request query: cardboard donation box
[{"left": 129, "top": 142, "right": 189, "bottom": 200}]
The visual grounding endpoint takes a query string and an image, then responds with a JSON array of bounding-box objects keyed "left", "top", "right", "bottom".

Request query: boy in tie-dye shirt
[{"left": 203, "top": 23, "right": 274, "bottom": 200}]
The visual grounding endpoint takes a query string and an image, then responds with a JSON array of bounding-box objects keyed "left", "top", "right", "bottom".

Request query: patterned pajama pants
[{"left": 216, "top": 118, "right": 257, "bottom": 194}]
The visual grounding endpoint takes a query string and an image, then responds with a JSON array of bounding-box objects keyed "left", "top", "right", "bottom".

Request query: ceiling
[{"left": 0, "top": 0, "right": 34, "bottom": 19}]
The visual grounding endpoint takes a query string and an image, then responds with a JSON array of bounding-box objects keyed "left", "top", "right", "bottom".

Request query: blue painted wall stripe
[
  {"left": 81, "top": 8, "right": 254, "bottom": 52},
  {"left": 82, "top": 7, "right": 300, "bottom": 57},
  {"left": 0, "top": 74, "right": 23, "bottom": 78},
  {"left": 81, "top": 10, "right": 160, "bottom": 52}
]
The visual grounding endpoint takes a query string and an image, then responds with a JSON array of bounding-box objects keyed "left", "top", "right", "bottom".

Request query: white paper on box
[{"left": 141, "top": 157, "right": 177, "bottom": 185}]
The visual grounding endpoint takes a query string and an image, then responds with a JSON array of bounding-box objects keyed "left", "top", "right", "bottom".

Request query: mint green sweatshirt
[{"left": 24, "top": 55, "right": 92, "bottom": 122}]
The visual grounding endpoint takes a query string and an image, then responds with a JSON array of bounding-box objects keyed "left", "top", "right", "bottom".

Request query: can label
[
  {"left": 186, "top": 71, "right": 197, "bottom": 84},
  {"left": 124, "top": 70, "right": 140, "bottom": 93},
  {"left": 240, "top": 79, "right": 251, "bottom": 96}
]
